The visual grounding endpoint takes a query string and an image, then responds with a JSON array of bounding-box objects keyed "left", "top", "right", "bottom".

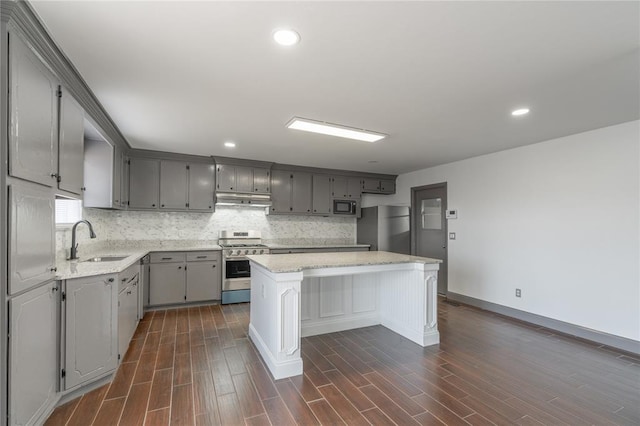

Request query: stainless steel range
[{"left": 219, "top": 230, "right": 269, "bottom": 304}]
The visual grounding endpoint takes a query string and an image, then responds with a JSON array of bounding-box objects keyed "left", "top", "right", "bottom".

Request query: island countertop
[{"left": 246, "top": 250, "right": 442, "bottom": 273}]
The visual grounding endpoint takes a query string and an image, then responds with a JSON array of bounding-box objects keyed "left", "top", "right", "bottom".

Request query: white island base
[{"left": 247, "top": 252, "right": 440, "bottom": 380}]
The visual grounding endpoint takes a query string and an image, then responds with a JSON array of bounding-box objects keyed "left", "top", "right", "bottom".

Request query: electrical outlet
[{"left": 515, "top": 288, "right": 521, "bottom": 298}]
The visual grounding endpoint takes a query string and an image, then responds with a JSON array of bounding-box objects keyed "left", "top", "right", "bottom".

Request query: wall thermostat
[{"left": 445, "top": 209, "right": 458, "bottom": 219}]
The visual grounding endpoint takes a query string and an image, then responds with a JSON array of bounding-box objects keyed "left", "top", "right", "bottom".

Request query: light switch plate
[
  {"left": 446, "top": 209, "right": 458, "bottom": 219},
  {"left": 449, "top": 232, "right": 456, "bottom": 240}
]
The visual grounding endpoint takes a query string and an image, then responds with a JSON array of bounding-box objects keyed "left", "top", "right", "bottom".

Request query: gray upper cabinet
[
  {"left": 291, "top": 172, "right": 312, "bottom": 214},
  {"left": 270, "top": 170, "right": 292, "bottom": 213},
  {"left": 83, "top": 139, "right": 125, "bottom": 209},
  {"left": 129, "top": 157, "right": 160, "bottom": 209},
  {"left": 332, "top": 176, "right": 348, "bottom": 199},
  {"left": 9, "top": 281, "right": 59, "bottom": 426},
  {"left": 160, "top": 160, "right": 188, "bottom": 209},
  {"left": 188, "top": 163, "right": 215, "bottom": 211},
  {"left": 235, "top": 166, "right": 253, "bottom": 193},
  {"left": 347, "top": 177, "right": 363, "bottom": 198},
  {"left": 216, "top": 164, "right": 236, "bottom": 192},
  {"left": 63, "top": 274, "right": 118, "bottom": 390},
  {"left": 9, "top": 182, "right": 56, "bottom": 295},
  {"left": 362, "top": 178, "right": 396, "bottom": 194},
  {"left": 216, "top": 163, "right": 270, "bottom": 194},
  {"left": 312, "top": 175, "right": 333, "bottom": 214},
  {"left": 253, "top": 168, "right": 270, "bottom": 193},
  {"left": 380, "top": 179, "right": 395, "bottom": 194},
  {"left": 120, "top": 155, "right": 130, "bottom": 208},
  {"left": 9, "top": 31, "right": 59, "bottom": 187},
  {"left": 58, "top": 90, "right": 85, "bottom": 195}
]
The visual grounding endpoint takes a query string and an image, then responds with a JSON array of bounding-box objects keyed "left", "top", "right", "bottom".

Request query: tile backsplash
[{"left": 56, "top": 207, "right": 356, "bottom": 259}]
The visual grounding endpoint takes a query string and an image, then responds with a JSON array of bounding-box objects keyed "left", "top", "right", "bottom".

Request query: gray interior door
[{"left": 412, "top": 183, "right": 448, "bottom": 295}]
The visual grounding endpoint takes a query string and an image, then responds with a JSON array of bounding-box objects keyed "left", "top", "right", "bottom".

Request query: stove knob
[
  {"left": 226, "top": 250, "right": 232, "bottom": 256},
  {"left": 259, "top": 249, "right": 264, "bottom": 254},
  {"left": 244, "top": 249, "right": 249, "bottom": 255},
  {"left": 233, "top": 250, "right": 239, "bottom": 256},
  {"left": 252, "top": 249, "right": 257, "bottom": 254}
]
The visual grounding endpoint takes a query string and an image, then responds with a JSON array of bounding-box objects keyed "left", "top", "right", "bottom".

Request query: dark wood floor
[{"left": 45, "top": 298, "right": 640, "bottom": 425}]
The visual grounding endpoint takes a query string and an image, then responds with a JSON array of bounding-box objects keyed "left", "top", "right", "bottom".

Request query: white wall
[{"left": 364, "top": 121, "right": 639, "bottom": 341}]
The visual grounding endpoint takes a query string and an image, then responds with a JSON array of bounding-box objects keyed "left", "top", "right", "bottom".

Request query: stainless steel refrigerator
[{"left": 357, "top": 205, "right": 411, "bottom": 254}]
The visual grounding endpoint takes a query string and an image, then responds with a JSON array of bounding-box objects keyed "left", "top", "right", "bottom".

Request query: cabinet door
[
  {"left": 332, "top": 176, "right": 348, "bottom": 199},
  {"left": 347, "top": 177, "right": 363, "bottom": 199},
  {"left": 380, "top": 179, "right": 396, "bottom": 194},
  {"left": 9, "top": 281, "right": 59, "bottom": 426},
  {"left": 121, "top": 156, "right": 130, "bottom": 208},
  {"left": 291, "top": 172, "right": 312, "bottom": 214},
  {"left": 186, "top": 261, "right": 220, "bottom": 302},
  {"left": 118, "top": 285, "right": 138, "bottom": 361},
  {"left": 160, "top": 160, "right": 188, "bottom": 209},
  {"left": 253, "top": 168, "right": 270, "bottom": 193},
  {"left": 312, "top": 175, "right": 333, "bottom": 214},
  {"left": 216, "top": 164, "right": 236, "bottom": 192},
  {"left": 235, "top": 166, "right": 253, "bottom": 193},
  {"left": 58, "top": 90, "right": 85, "bottom": 195},
  {"left": 149, "top": 263, "right": 186, "bottom": 305},
  {"left": 188, "top": 163, "right": 215, "bottom": 211},
  {"left": 112, "top": 145, "right": 123, "bottom": 208},
  {"left": 270, "top": 170, "right": 292, "bottom": 213},
  {"left": 129, "top": 158, "right": 160, "bottom": 209},
  {"left": 83, "top": 139, "right": 115, "bottom": 208},
  {"left": 362, "top": 178, "right": 381, "bottom": 192},
  {"left": 9, "top": 183, "right": 55, "bottom": 295},
  {"left": 64, "top": 274, "right": 118, "bottom": 390},
  {"left": 9, "top": 32, "right": 59, "bottom": 187}
]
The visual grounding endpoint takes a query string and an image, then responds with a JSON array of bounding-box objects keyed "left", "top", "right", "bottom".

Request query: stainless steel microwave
[{"left": 333, "top": 199, "right": 357, "bottom": 215}]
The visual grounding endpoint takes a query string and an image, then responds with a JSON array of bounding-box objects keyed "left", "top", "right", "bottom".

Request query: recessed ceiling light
[
  {"left": 511, "top": 108, "right": 530, "bottom": 116},
  {"left": 224, "top": 141, "right": 236, "bottom": 148},
  {"left": 273, "top": 29, "right": 300, "bottom": 46},
  {"left": 286, "top": 117, "right": 387, "bottom": 143},
  {"left": 368, "top": 160, "right": 378, "bottom": 164}
]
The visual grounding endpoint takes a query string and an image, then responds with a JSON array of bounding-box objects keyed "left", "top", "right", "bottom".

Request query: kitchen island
[{"left": 247, "top": 251, "right": 441, "bottom": 379}]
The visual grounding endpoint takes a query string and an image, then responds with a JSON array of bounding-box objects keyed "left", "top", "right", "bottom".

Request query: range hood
[{"left": 215, "top": 192, "right": 272, "bottom": 207}]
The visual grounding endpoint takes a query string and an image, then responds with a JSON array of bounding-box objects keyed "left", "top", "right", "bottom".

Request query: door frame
[{"left": 411, "top": 182, "right": 448, "bottom": 294}]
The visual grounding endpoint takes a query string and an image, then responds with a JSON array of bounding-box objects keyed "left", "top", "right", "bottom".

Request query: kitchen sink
[{"left": 81, "top": 255, "right": 129, "bottom": 263}]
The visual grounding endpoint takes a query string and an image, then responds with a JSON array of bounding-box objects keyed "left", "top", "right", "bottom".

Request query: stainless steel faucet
[{"left": 69, "top": 220, "right": 97, "bottom": 260}]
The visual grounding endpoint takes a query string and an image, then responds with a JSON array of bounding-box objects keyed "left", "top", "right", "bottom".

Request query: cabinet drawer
[
  {"left": 150, "top": 252, "right": 186, "bottom": 263},
  {"left": 186, "top": 251, "right": 220, "bottom": 262},
  {"left": 118, "top": 263, "right": 140, "bottom": 291}
]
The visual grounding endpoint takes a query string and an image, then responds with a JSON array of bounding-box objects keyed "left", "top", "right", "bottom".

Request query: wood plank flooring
[{"left": 45, "top": 299, "right": 640, "bottom": 425}]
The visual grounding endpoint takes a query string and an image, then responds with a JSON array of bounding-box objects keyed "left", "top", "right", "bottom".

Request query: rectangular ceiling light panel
[{"left": 286, "top": 117, "right": 387, "bottom": 142}]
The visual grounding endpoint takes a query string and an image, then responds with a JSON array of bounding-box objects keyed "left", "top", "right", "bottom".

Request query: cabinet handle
[
  {"left": 196, "top": 256, "right": 207, "bottom": 259},
  {"left": 108, "top": 278, "right": 114, "bottom": 282},
  {"left": 122, "top": 278, "right": 127, "bottom": 282},
  {"left": 50, "top": 267, "right": 57, "bottom": 272},
  {"left": 127, "top": 290, "right": 132, "bottom": 295},
  {"left": 81, "top": 187, "right": 86, "bottom": 191},
  {"left": 161, "top": 257, "right": 172, "bottom": 260}
]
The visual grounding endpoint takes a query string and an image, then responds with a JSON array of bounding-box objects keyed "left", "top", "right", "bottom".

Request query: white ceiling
[{"left": 31, "top": 1, "right": 640, "bottom": 175}]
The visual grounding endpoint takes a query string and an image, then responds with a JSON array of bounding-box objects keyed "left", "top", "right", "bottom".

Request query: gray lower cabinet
[
  {"left": 129, "top": 157, "right": 160, "bottom": 209},
  {"left": 118, "top": 283, "right": 138, "bottom": 361},
  {"left": 312, "top": 175, "right": 333, "bottom": 214},
  {"left": 63, "top": 274, "right": 118, "bottom": 390},
  {"left": 186, "top": 260, "right": 220, "bottom": 302},
  {"left": 160, "top": 160, "right": 188, "bottom": 209},
  {"left": 9, "top": 281, "right": 59, "bottom": 426},
  {"left": 58, "top": 90, "right": 85, "bottom": 195},
  {"left": 149, "top": 262, "right": 186, "bottom": 305},
  {"left": 8, "top": 30, "right": 59, "bottom": 188},
  {"left": 149, "top": 251, "right": 221, "bottom": 306},
  {"left": 8, "top": 182, "right": 56, "bottom": 295}
]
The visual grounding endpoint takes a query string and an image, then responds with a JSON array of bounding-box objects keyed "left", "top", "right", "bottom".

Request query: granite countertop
[
  {"left": 247, "top": 251, "right": 442, "bottom": 273},
  {"left": 266, "top": 243, "right": 370, "bottom": 249},
  {"left": 55, "top": 242, "right": 222, "bottom": 280}
]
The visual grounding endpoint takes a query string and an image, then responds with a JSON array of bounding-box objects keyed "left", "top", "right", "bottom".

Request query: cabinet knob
[
  {"left": 212, "top": 265, "right": 216, "bottom": 268},
  {"left": 152, "top": 204, "right": 156, "bottom": 207},
  {"left": 122, "top": 278, "right": 127, "bottom": 282},
  {"left": 161, "top": 204, "right": 165, "bottom": 207},
  {"left": 178, "top": 266, "right": 182, "bottom": 269},
  {"left": 81, "top": 187, "right": 86, "bottom": 191},
  {"left": 108, "top": 278, "right": 114, "bottom": 282},
  {"left": 50, "top": 267, "right": 57, "bottom": 272},
  {"left": 209, "top": 206, "right": 212, "bottom": 209}
]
